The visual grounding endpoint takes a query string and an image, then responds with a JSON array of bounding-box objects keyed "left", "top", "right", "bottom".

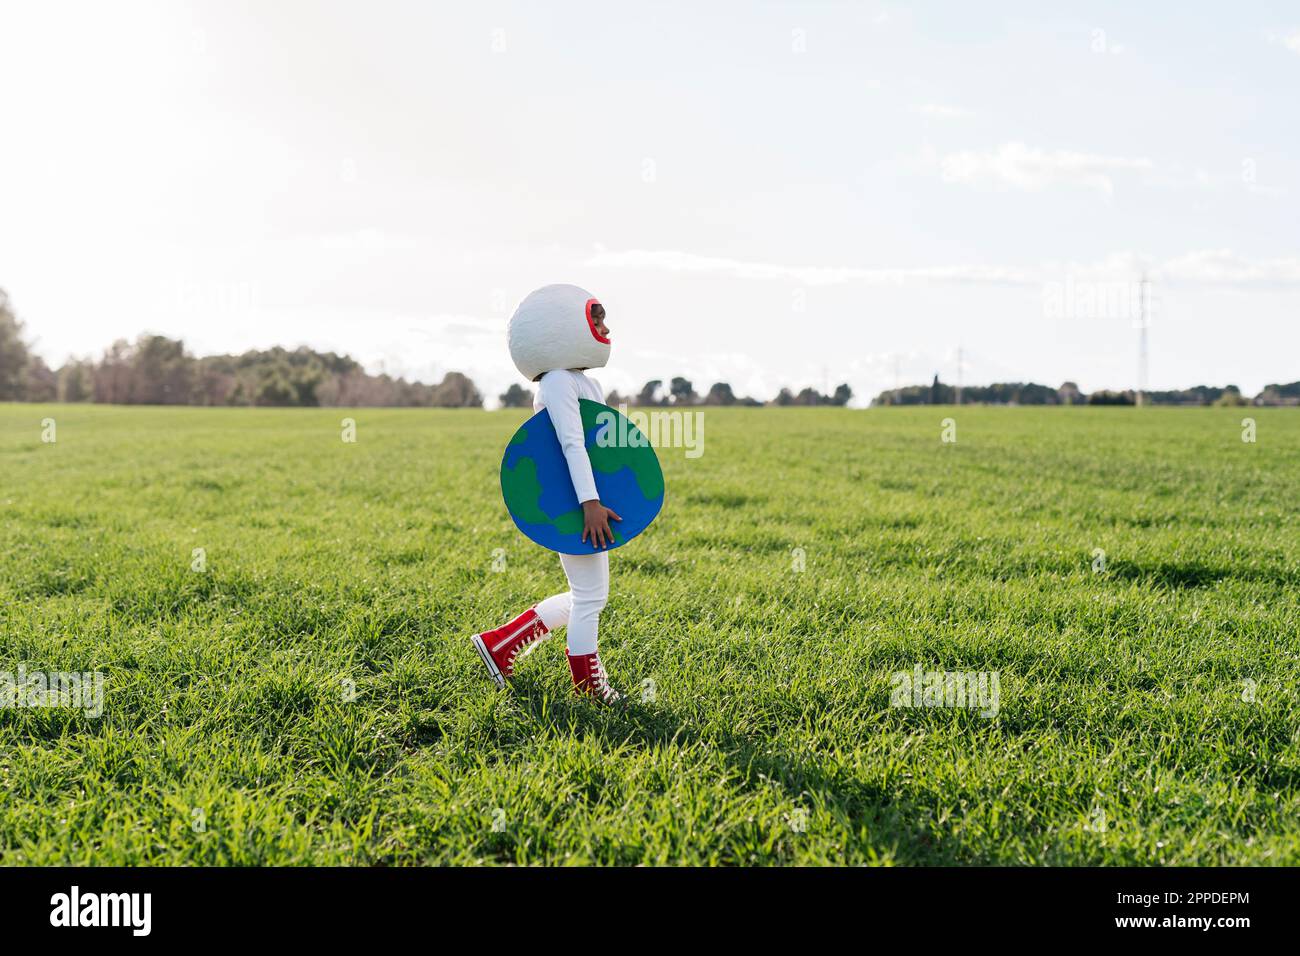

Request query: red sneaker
[
  {"left": 567, "top": 652, "right": 623, "bottom": 705},
  {"left": 471, "top": 608, "right": 549, "bottom": 688}
]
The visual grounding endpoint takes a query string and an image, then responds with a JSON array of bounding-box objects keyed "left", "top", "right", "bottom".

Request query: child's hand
[{"left": 581, "top": 500, "right": 622, "bottom": 549}]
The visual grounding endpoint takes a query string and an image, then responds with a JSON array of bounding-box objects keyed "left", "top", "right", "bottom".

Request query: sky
[{"left": 1, "top": 0, "right": 1298, "bottom": 406}]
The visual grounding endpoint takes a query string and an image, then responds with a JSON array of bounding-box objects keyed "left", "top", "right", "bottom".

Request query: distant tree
[
  {"left": 0, "top": 289, "right": 32, "bottom": 400},
  {"left": 1016, "top": 383, "right": 1059, "bottom": 405},
  {"left": 0, "top": 287, "right": 56, "bottom": 402},
  {"left": 57, "top": 360, "right": 95, "bottom": 403},
  {"left": 1255, "top": 381, "right": 1300, "bottom": 406},
  {"left": 940, "top": 381, "right": 957, "bottom": 403},
  {"left": 22, "top": 356, "right": 57, "bottom": 402},
  {"left": 669, "top": 376, "right": 698, "bottom": 405},
  {"left": 193, "top": 356, "right": 238, "bottom": 405},
  {"left": 875, "top": 378, "right": 1270, "bottom": 407},
  {"left": 777, "top": 384, "right": 854, "bottom": 406},
  {"left": 253, "top": 364, "right": 297, "bottom": 405},
  {"left": 703, "top": 382, "right": 736, "bottom": 405},
  {"left": 129, "top": 335, "right": 196, "bottom": 404},
  {"left": 636, "top": 379, "right": 665, "bottom": 406},
  {"left": 1213, "top": 387, "right": 1248, "bottom": 407},
  {"left": 314, "top": 369, "right": 358, "bottom": 407},
  {"left": 604, "top": 389, "right": 626, "bottom": 407},
  {"left": 903, "top": 385, "right": 930, "bottom": 405},
  {"left": 430, "top": 371, "right": 483, "bottom": 407},
  {"left": 499, "top": 383, "right": 533, "bottom": 408},
  {"left": 1143, "top": 384, "right": 1241, "bottom": 406},
  {"left": 93, "top": 339, "right": 135, "bottom": 404},
  {"left": 772, "top": 387, "right": 795, "bottom": 406}
]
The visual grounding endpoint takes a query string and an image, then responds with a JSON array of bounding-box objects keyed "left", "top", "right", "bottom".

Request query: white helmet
[{"left": 507, "top": 284, "right": 610, "bottom": 382}]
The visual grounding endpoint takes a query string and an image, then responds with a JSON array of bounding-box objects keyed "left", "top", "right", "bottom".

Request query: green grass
[{"left": 2, "top": 402, "right": 1299, "bottom": 865}]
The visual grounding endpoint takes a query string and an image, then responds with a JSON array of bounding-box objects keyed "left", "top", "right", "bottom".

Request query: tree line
[
  {"left": 499, "top": 376, "right": 853, "bottom": 409},
  {"left": 1, "top": 290, "right": 480, "bottom": 407},
  {"left": 17, "top": 288, "right": 1290, "bottom": 410},
  {"left": 873, "top": 376, "right": 1300, "bottom": 407}
]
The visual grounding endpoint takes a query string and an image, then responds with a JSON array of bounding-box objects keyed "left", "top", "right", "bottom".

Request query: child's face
[{"left": 590, "top": 303, "right": 609, "bottom": 339}]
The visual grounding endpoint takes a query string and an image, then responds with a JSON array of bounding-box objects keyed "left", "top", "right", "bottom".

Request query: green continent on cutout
[
  {"left": 580, "top": 400, "right": 665, "bottom": 501},
  {"left": 509, "top": 425, "right": 528, "bottom": 446},
  {"left": 501, "top": 455, "right": 584, "bottom": 534}
]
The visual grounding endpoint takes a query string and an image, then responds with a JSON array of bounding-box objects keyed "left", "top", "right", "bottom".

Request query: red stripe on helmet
[{"left": 585, "top": 298, "right": 610, "bottom": 344}]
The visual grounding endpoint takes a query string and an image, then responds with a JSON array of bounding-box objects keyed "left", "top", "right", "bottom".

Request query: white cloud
[
  {"left": 1043, "top": 250, "right": 1300, "bottom": 285},
  {"left": 936, "top": 141, "right": 1154, "bottom": 195},
  {"left": 585, "top": 247, "right": 1036, "bottom": 286},
  {"left": 588, "top": 246, "right": 1300, "bottom": 289},
  {"left": 314, "top": 228, "right": 428, "bottom": 252},
  {"left": 1159, "top": 250, "right": 1300, "bottom": 284},
  {"left": 1268, "top": 31, "right": 1300, "bottom": 54},
  {"left": 915, "top": 102, "right": 975, "bottom": 119}
]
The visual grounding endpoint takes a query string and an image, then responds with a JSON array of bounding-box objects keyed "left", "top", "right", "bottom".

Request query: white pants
[{"left": 535, "top": 551, "right": 608, "bottom": 656}]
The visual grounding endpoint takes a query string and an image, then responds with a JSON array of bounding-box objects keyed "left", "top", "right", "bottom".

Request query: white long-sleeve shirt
[{"left": 534, "top": 369, "right": 604, "bottom": 504}]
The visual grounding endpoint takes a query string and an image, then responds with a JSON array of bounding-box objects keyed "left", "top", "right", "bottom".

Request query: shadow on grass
[
  {"left": 507, "top": 678, "right": 967, "bottom": 865},
  {"left": 1106, "top": 559, "right": 1295, "bottom": 590}
]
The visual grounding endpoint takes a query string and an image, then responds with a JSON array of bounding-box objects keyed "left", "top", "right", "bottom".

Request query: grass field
[{"left": 2, "top": 402, "right": 1299, "bottom": 865}]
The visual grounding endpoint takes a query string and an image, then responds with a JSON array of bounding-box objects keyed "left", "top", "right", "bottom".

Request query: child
[{"left": 471, "top": 284, "right": 624, "bottom": 704}]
